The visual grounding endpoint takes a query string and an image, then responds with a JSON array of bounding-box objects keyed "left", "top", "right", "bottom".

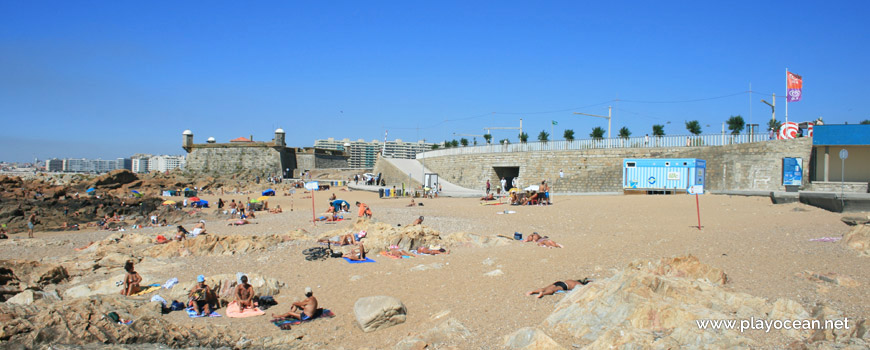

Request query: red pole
[{"left": 695, "top": 194, "right": 701, "bottom": 230}]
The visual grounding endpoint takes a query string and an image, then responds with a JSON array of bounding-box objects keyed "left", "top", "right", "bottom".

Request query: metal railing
[{"left": 416, "top": 133, "right": 774, "bottom": 159}]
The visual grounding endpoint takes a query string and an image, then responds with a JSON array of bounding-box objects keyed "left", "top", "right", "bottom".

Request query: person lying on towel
[{"left": 526, "top": 278, "right": 591, "bottom": 299}]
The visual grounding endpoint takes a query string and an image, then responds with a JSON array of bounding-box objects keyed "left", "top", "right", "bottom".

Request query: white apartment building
[
  {"left": 146, "top": 155, "right": 185, "bottom": 172},
  {"left": 314, "top": 138, "right": 432, "bottom": 168}
]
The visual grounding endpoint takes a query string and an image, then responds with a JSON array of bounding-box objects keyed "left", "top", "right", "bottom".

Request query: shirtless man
[
  {"left": 188, "top": 275, "right": 214, "bottom": 316},
  {"left": 270, "top": 205, "right": 283, "bottom": 214},
  {"left": 411, "top": 216, "right": 424, "bottom": 226},
  {"left": 416, "top": 245, "right": 448, "bottom": 255},
  {"left": 234, "top": 275, "right": 257, "bottom": 310},
  {"left": 524, "top": 232, "right": 563, "bottom": 248},
  {"left": 272, "top": 287, "right": 318, "bottom": 322},
  {"left": 406, "top": 198, "right": 416, "bottom": 207},
  {"left": 526, "top": 278, "right": 591, "bottom": 298},
  {"left": 328, "top": 193, "right": 337, "bottom": 201}
]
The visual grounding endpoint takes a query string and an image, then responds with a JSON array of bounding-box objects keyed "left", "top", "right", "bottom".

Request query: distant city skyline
[{"left": 2, "top": 2, "right": 869, "bottom": 162}]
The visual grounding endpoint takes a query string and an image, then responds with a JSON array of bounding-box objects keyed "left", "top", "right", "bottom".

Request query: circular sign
[
  {"left": 839, "top": 149, "right": 848, "bottom": 160},
  {"left": 648, "top": 176, "right": 656, "bottom": 185}
]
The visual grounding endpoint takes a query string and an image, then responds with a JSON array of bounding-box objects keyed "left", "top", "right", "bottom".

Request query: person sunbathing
[
  {"left": 228, "top": 219, "right": 256, "bottom": 226},
  {"left": 526, "top": 278, "right": 591, "bottom": 298},
  {"left": 314, "top": 213, "right": 341, "bottom": 222},
  {"left": 175, "top": 226, "right": 188, "bottom": 241},
  {"left": 524, "top": 232, "right": 563, "bottom": 248},
  {"left": 480, "top": 193, "right": 495, "bottom": 201},
  {"left": 272, "top": 287, "right": 318, "bottom": 326},
  {"left": 384, "top": 245, "right": 414, "bottom": 258},
  {"left": 416, "top": 245, "right": 448, "bottom": 255},
  {"left": 188, "top": 275, "right": 215, "bottom": 316},
  {"left": 343, "top": 242, "right": 367, "bottom": 261},
  {"left": 406, "top": 199, "right": 416, "bottom": 207},
  {"left": 318, "top": 230, "right": 364, "bottom": 245},
  {"left": 190, "top": 220, "right": 207, "bottom": 237},
  {"left": 234, "top": 275, "right": 257, "bottom": 310},
  {"left": 411, "top": 216, "right": 424, "bottom": 226},
  {"left": 120, "top": 260, "right": 142, "bottom": 296},
  {"left": 270, "top": 205, "right": 283, "bottom": 214}
]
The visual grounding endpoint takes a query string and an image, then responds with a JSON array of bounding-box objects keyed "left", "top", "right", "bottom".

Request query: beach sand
[{"left": 2, "top": 189, "right": 866, "bottom": 348}]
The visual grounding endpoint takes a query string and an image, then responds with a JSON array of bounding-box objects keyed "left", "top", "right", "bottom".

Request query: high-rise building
[
  {"left": 314, "top": 138, "right": 433, "bottom": 168},
  {"left": 131, "top": 157, "right": 150, "bottom": 173},
  {"left": 45, "top": 159, "right": 63, "bottom": 172},
  {"left": 147, "top": 155, "right": 186, "bottom": 172}
]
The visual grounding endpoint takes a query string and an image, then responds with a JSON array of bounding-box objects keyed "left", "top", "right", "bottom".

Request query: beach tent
[
  {"left": 193, "top": 200, "right": 209, "bottom": 208},
  {"left": 262, "top": 189, "right": 276, "bottom": 196}
]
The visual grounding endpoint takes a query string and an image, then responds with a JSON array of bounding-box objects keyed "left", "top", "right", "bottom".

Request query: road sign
[{"left": 839, "top": 149, "right": 848, "bottom": 160}]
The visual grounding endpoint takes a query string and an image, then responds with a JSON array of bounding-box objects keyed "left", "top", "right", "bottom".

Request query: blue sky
[{"left": 1, "top": 1, "right": 868, "bottom": 162}]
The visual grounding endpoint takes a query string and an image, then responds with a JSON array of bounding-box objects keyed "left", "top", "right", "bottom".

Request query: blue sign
[{"left": 782, "top": 158, "right": 802, "bottom": 186}]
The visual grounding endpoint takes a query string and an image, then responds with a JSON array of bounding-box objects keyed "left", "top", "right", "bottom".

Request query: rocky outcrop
[
  {"left": 0, "top": 294, "right": 306, "bottom": 349},
  {"left": 395, "top": 318, "right": 472, "bottom": 350},
  {"left": 842, "top": 224, "right": 870, "bottom": 257},
  {"left": 144, "top": 234, "right": 290, "bottom": 258},
  {"left": 92, "top": 170, "right": 139, "bottom": 189},
  {"left": 354, "top": 296, "right": 407, "bottom": 332},
  {"left": 510, "top": 255, "right": 868, "bottom": 349},
  {"left": 0, "top": 260, "right": 68, "bottom": 301},
  {"left": 324, "top": 220, "right": 513, "bottom": 254}
]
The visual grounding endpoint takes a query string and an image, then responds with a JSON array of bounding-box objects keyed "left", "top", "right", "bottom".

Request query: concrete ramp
[{"left": 356, "top": 158, "right": 482, "bottom": 197}]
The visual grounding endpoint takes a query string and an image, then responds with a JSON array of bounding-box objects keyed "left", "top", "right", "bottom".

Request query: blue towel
[
  {"left": 186, "top": 307, "right": 221, "bottom": 318},
  {"left": 343, "top": 257, "right": 376, "bottom": 264}
]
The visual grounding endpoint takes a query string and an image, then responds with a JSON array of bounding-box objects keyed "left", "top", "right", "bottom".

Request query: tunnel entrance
[{"left": 493, "top": 166, "right": 520, "bottom": 191}]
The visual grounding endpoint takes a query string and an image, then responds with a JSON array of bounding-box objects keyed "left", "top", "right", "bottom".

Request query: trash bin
[
  {"left": 378, "top": 188, "right": 384, "bottom": 198},
  {"left": 385, "top": 188, "right": 391, "bottom": 197}
]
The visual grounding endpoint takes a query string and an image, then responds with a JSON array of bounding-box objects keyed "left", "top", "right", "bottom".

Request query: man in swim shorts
[{"left": 525, "top": 278, "right": 591, "bottom": 298}]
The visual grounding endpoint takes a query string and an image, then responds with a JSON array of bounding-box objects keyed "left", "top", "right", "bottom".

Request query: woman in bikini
[{"left": 120, "top": 260, "right": 142, "bottom": 296}]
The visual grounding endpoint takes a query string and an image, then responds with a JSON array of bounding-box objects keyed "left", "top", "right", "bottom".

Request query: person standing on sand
[
  {"left": 27, "top": 212, "right": 37, "bottom": 238},
  {"left": 500, "top": 177, "right": 507, "bottom": 193},
  {"left": 356, "top": 202, "right": 372, "bottom": 218},
  {"left": 486, "top": 180, "right": 491, "bottom": 194}
]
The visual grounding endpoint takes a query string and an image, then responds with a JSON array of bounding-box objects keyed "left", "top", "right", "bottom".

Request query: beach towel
[
  {"left": 186, "top": 307, "right": 222, "bottom": 318},
  {"left": 809, "top": 237, "right": 841, "bottom": 242},
  {"left": 343, "top": 257, "right": 376, "bottom": 264},
  {"left": 226, "top": 301, "right": 265, "bottom": 318},
  {"left": 272, "top": 309, "right": 335, "bottom": 328},
  {"left": 132, "top": 284, "right": 161, "bottom": 296},
  {"left": 496, "top": 210, "right": 516, "bottom": 215}
]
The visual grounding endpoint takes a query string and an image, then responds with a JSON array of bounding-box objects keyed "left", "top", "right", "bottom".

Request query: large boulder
[
  {"left": 0, "top": 260, "right": 68, "bottom": 301},
  {"left": 504, "top": 327, "right": 564, "bottom": 350},
  {"left": 843, "top": 224, "right": 870, "bottom": 257},
  {"left": 62, "top": 274, "right": 126, "bottom": 299},
  {"left": 93, "top": 170, "right": 138, "bottom": 189},
  {"left": 354, "top": 296, "right": 407, "bottom": 332},
  {"left": 522, "top": 255, "right": 868, "bottom": 349},
  {"left": 396, "top": 318, "right": 472, "bottom": 349}
]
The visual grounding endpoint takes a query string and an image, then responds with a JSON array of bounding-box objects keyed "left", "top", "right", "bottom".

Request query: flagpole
[{"left": 785, "top": 68, "right": 789, "bottom": 124}]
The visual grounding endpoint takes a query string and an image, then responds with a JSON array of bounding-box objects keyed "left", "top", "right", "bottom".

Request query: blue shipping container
[{"left": 623, "top": 158, "right": 706, "bottom": 193}]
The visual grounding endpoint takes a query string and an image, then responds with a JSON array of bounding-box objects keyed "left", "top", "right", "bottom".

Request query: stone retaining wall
[{"left": 418, "top": 138, "right": 812, "bottom": 192}]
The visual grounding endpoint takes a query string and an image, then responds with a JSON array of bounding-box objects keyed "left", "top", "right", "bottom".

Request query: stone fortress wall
[{"left": 416, "top": 138, "right": 813, "bottom": 193}]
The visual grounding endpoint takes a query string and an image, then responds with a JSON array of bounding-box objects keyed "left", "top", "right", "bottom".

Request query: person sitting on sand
[
  {"left": 407, "top": 198, "right": 416, "bottom": 207},
  {"left": 356, "top": 202, "right": 372, "bottom": 218},
  {"left": 121, "top": 260, "right": 142, "bottom": 296},
  {"left": 190, "top": 220, "right": 207, "bottom": 237},
  {"left": 270, "top": 205, "right": 283, "bottom": 214},
  {"left": 328, "top": 193, "right": 337, "bottom": 201},
  {"left": 234, "top": 275, "right": 257, "bottom": 310},
  {"left": 343, "top": 241, "right": 367, "bottom": 261},
  {"left": 272, "top": 287, "right": 318, "bottom": 324},
  {"left": 175, "top": 225, "right": 188, "bottom": 241},
  {"left": 411, "top": 216, "right": 424, "bottom": 226},
  {"left": 188, "top": 275, "right": 215, "bottom": 316},
  {"left": 416, "top": 245, "right": 448, "bottom": 255},
  {"left": 248, "top": 210, "right": 256, "bottom": 219},
  {"left": 314, "top": 212, "right": 341, "bottom": 222},
  {"left": 526, "top": 278, "right": 591, "bottom": 298},
  {"left": 480, "top": 193, "right": 495, "bottom": 201}
]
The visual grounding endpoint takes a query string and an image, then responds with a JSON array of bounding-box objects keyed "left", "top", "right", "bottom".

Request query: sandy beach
[{"left": 2, "top": 187, "right": 867, "bottom": 349}]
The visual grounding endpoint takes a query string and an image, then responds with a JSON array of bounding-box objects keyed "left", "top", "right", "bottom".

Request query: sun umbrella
[
  {"left": 257, "top": 196, "right": 270, "bottom": 202},
  {"left": 249, "top": 198, "right": 259, "bottom": 203},
  {"left": 86, "top": 188, "right": 95, "bottom": 193},
  {"left": 189, "top": 197, "right": 200, "bottom": 202},
  {"left": 162, "top": 200, "right": 176, "bottom": 205}
]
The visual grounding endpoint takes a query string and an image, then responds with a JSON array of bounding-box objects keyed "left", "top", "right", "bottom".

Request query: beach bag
[{"left": 170, "top": 300, "right": 185, "bottom": 311}]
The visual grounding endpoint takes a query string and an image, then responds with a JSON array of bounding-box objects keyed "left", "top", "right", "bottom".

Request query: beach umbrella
[
  {"left": 86, "top": 188, "right": 95, "bottom": 193},
  {"left": 131, "top": 190, "right": 140, "bottom": 194},
  {"left": 162, "top": 200, "right": 176, "bottom": 205},
  {"left": 189, "top": 197, "right": 200, "bottom": 202},
  {"left": 257, "top": 196, "right": 270, "bottom": 202},
  {"left": 249, "top": 198, "right": 259, "bottom": 203}
]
